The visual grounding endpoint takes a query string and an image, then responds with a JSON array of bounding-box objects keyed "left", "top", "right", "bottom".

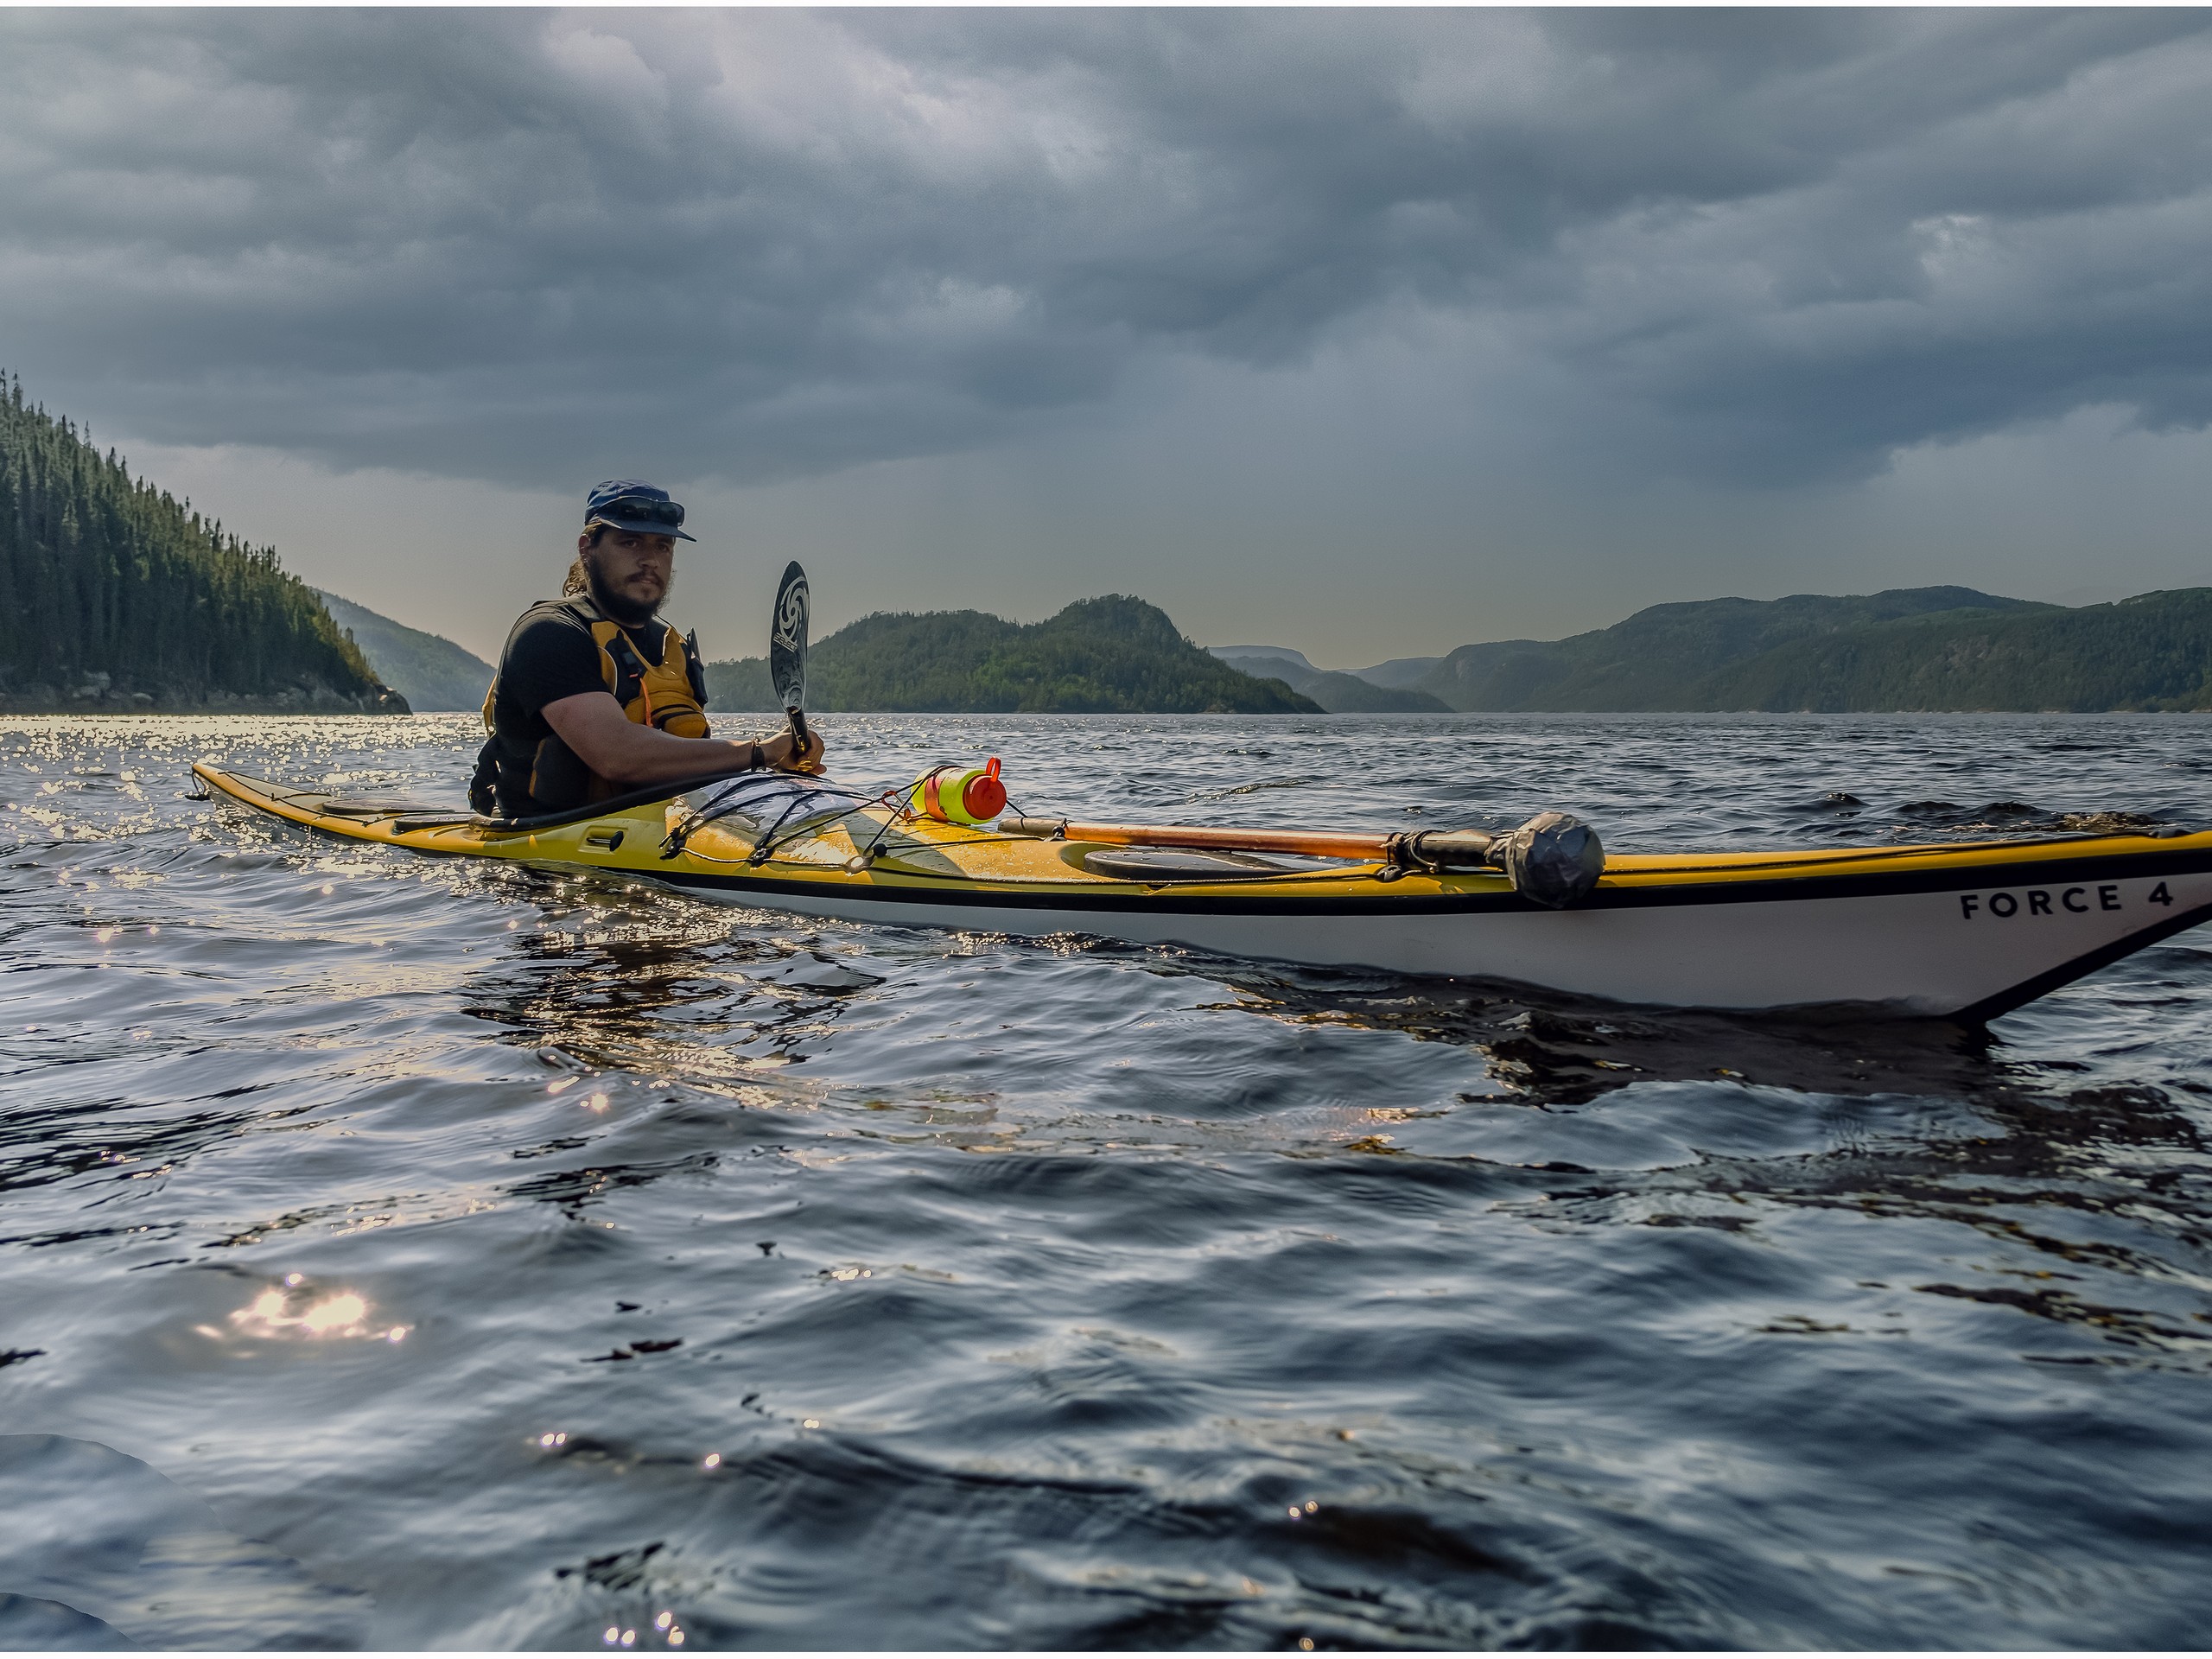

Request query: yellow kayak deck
[{"left": 194, "top": 763, "right": 2212, "bottom": 907}]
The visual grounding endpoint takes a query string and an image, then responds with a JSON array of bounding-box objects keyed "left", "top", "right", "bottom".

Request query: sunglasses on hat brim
[{"left": 589, "top": 496, "right": 688, "bottom": 531}]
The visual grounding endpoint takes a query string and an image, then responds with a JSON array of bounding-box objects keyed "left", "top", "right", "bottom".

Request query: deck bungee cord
[
  {"left": 656, "top": 766, "right": 1332, "bottom": 887},
  {"left": 658, "top": 771, "right": 884, "bottom": 863}
]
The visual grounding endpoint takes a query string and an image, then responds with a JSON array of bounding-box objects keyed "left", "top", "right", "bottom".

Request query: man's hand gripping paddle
[{"left": 769, "top": 560, "right": 812, "bottom": 768}]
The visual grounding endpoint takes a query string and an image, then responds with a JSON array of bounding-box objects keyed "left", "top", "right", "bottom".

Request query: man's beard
[{"left": 582, "top": 552, "right": 666, "bottom": 628}]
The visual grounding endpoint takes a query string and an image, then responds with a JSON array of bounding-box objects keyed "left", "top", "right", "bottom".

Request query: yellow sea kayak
[{"left": 194, "top": 763, "right": 2212, "bottom": 1020}]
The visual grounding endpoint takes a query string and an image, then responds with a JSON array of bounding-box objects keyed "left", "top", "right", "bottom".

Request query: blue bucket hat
[{"left": 585, "top": 479, "right": 695, "bottom": 542}]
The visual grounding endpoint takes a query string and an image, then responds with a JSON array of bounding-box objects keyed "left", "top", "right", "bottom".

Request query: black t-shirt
[{"left": 491, "top": 602, "right": 676, "bottom": 741}]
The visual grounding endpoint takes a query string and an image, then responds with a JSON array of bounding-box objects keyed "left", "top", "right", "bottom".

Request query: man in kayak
[{"left": 469, "top": 480, "right": 824, "bottom": 818}]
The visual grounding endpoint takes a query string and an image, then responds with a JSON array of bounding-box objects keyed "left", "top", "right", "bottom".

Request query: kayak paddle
[{"left": 769, "top": 560, "right": 810, "bottom": 763}]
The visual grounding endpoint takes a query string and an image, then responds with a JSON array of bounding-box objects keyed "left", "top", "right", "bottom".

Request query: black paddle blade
[{"left": 769, "top": 561, "right": 810, "bottom": 715}]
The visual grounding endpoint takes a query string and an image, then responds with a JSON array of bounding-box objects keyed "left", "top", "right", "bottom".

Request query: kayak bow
[{"left": 193, "top": 763, "right": 2212, "bottom": 1020}]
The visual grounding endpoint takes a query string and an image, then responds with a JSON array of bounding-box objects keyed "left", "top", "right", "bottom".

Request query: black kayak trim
[
  {"left": 1951, "top": 898, "right": 2212, "bottom": 1024},
  {"left": 627, "top": 842, "right": 2212, "bottom": 918}
]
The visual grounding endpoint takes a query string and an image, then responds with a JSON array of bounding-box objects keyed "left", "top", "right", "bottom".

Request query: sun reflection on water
[{"left": 225, "top": 1280, "right": 406, "bottom": 1342}]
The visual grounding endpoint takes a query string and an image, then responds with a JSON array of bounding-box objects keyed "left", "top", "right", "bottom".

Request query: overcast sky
[{"left": 5, "top": 8, "right": 2210, "bottom": 665}]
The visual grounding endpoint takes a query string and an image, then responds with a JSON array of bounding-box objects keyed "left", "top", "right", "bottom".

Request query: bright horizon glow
[{"left": 117, "top": 408, "right": 2212, "bottom": 669}]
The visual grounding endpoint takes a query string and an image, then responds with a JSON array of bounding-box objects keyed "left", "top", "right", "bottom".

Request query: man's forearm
[
  {"left": 594, "top": 726, "right": 760, "bottom": 785},
  {"left": 541, "top": 693, "right": 760, "bottom": 785}
]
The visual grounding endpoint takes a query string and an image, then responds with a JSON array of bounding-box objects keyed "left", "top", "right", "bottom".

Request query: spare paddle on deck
[
  {"left": 999, "top": 811, "right": 1606, "bottom": 907},
  {"left": 769, "top": 560, "right": 811, "bottom": 764}
]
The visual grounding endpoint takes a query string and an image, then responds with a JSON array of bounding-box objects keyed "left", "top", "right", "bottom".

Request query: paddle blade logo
[{"left": 770, "top": 562, "right": 810, "bottom": 712}]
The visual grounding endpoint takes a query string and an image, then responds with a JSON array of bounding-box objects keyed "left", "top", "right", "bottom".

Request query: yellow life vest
[
  {"left": 470, "top": 596, "right": 711, "bottom": 817},
  {"left": 575, "top": 599, "right": 711, "bottom": 739}
]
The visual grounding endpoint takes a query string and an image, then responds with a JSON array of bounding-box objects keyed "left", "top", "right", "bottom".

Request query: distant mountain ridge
[
  {"left": 1384, "top": 585, "right": 2212, "bottom": 712},
  {"left": 708, "top": 596, "right": 1320, "bottom": 714},
  {"left": 1353, "top": 654, "right": 1444, "bottom": 690},
  {"left": 1207, "top": 645, "right": 1451, "bottom": 712},
  {"left": 1680, "top": 588, "right": 2212, "bottom": 712},
  {"left": 315, "top": 591, "right": 493, "bottom": 712},
  {"left": 1409, "top": 586, "right": 2047, "bottom": 710}
]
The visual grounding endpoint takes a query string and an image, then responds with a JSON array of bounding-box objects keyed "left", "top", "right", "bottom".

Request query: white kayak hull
[{"left": 656, "top": 860, "right": 2212, "bottom": 1020}]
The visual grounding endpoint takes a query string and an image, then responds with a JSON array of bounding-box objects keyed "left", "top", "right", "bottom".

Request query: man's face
[{"left": 580, "top": 529, "right": 676, "bottom": 618}]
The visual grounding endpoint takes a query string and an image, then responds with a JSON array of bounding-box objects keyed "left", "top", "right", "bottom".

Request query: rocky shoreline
[{"left": 0, "top": 671, "right": 410, "bottom": 715}]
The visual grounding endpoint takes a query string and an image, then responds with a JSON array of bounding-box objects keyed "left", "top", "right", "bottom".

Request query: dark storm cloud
[{"left": 2, "top": 9, "right": 2208, "bottom": 487}]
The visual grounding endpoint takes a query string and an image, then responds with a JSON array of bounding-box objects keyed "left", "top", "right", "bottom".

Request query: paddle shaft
[{"left": 999, "top": 815, "right": 1495, "bottom": 865}]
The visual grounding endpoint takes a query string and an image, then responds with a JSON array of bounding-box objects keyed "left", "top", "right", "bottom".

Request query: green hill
[
  {"left": 0, "top": 376, "right": 404, "bottom": 714},
  {"left": 315, "top": 591, "right": 493, "bottom": 712},
  {"left": 1209, "top": 646, "right": 1452, "bottom": 713},
  {"left": 1413, "top": 587, "right": 2062, "bottom": 711},
  {"left": 1691, "top": 588, "right": 2212, "bottom": 711},
  {"left": 707, "top": 595, "right": 1320, "bottom": 714}
]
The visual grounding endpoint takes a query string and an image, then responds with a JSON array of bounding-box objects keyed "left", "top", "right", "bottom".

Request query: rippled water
[{"left": 4, "top": 711, "right": 2212, "bottom": 1649}]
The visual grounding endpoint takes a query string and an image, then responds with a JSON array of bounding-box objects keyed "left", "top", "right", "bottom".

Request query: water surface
[{"left": 3, "top": 712, "right": 2210, "bottom": 1649}]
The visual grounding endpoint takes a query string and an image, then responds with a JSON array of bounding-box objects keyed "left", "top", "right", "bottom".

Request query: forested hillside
[
  {"left": 707, "top": 595, "right": 1319, "bottom": 714},
  {"left": 1694, "top": 589, "right": 2212, "bottom": 711},
  {"left": 0, "top": 377, "right": 403, "bottom": 713},
  {"left": 1398, "top": 584, "right": 2212, "bottom": 712},
  {"left": 1414, "top": 587, "right": 2048, "bottom": 710}
]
